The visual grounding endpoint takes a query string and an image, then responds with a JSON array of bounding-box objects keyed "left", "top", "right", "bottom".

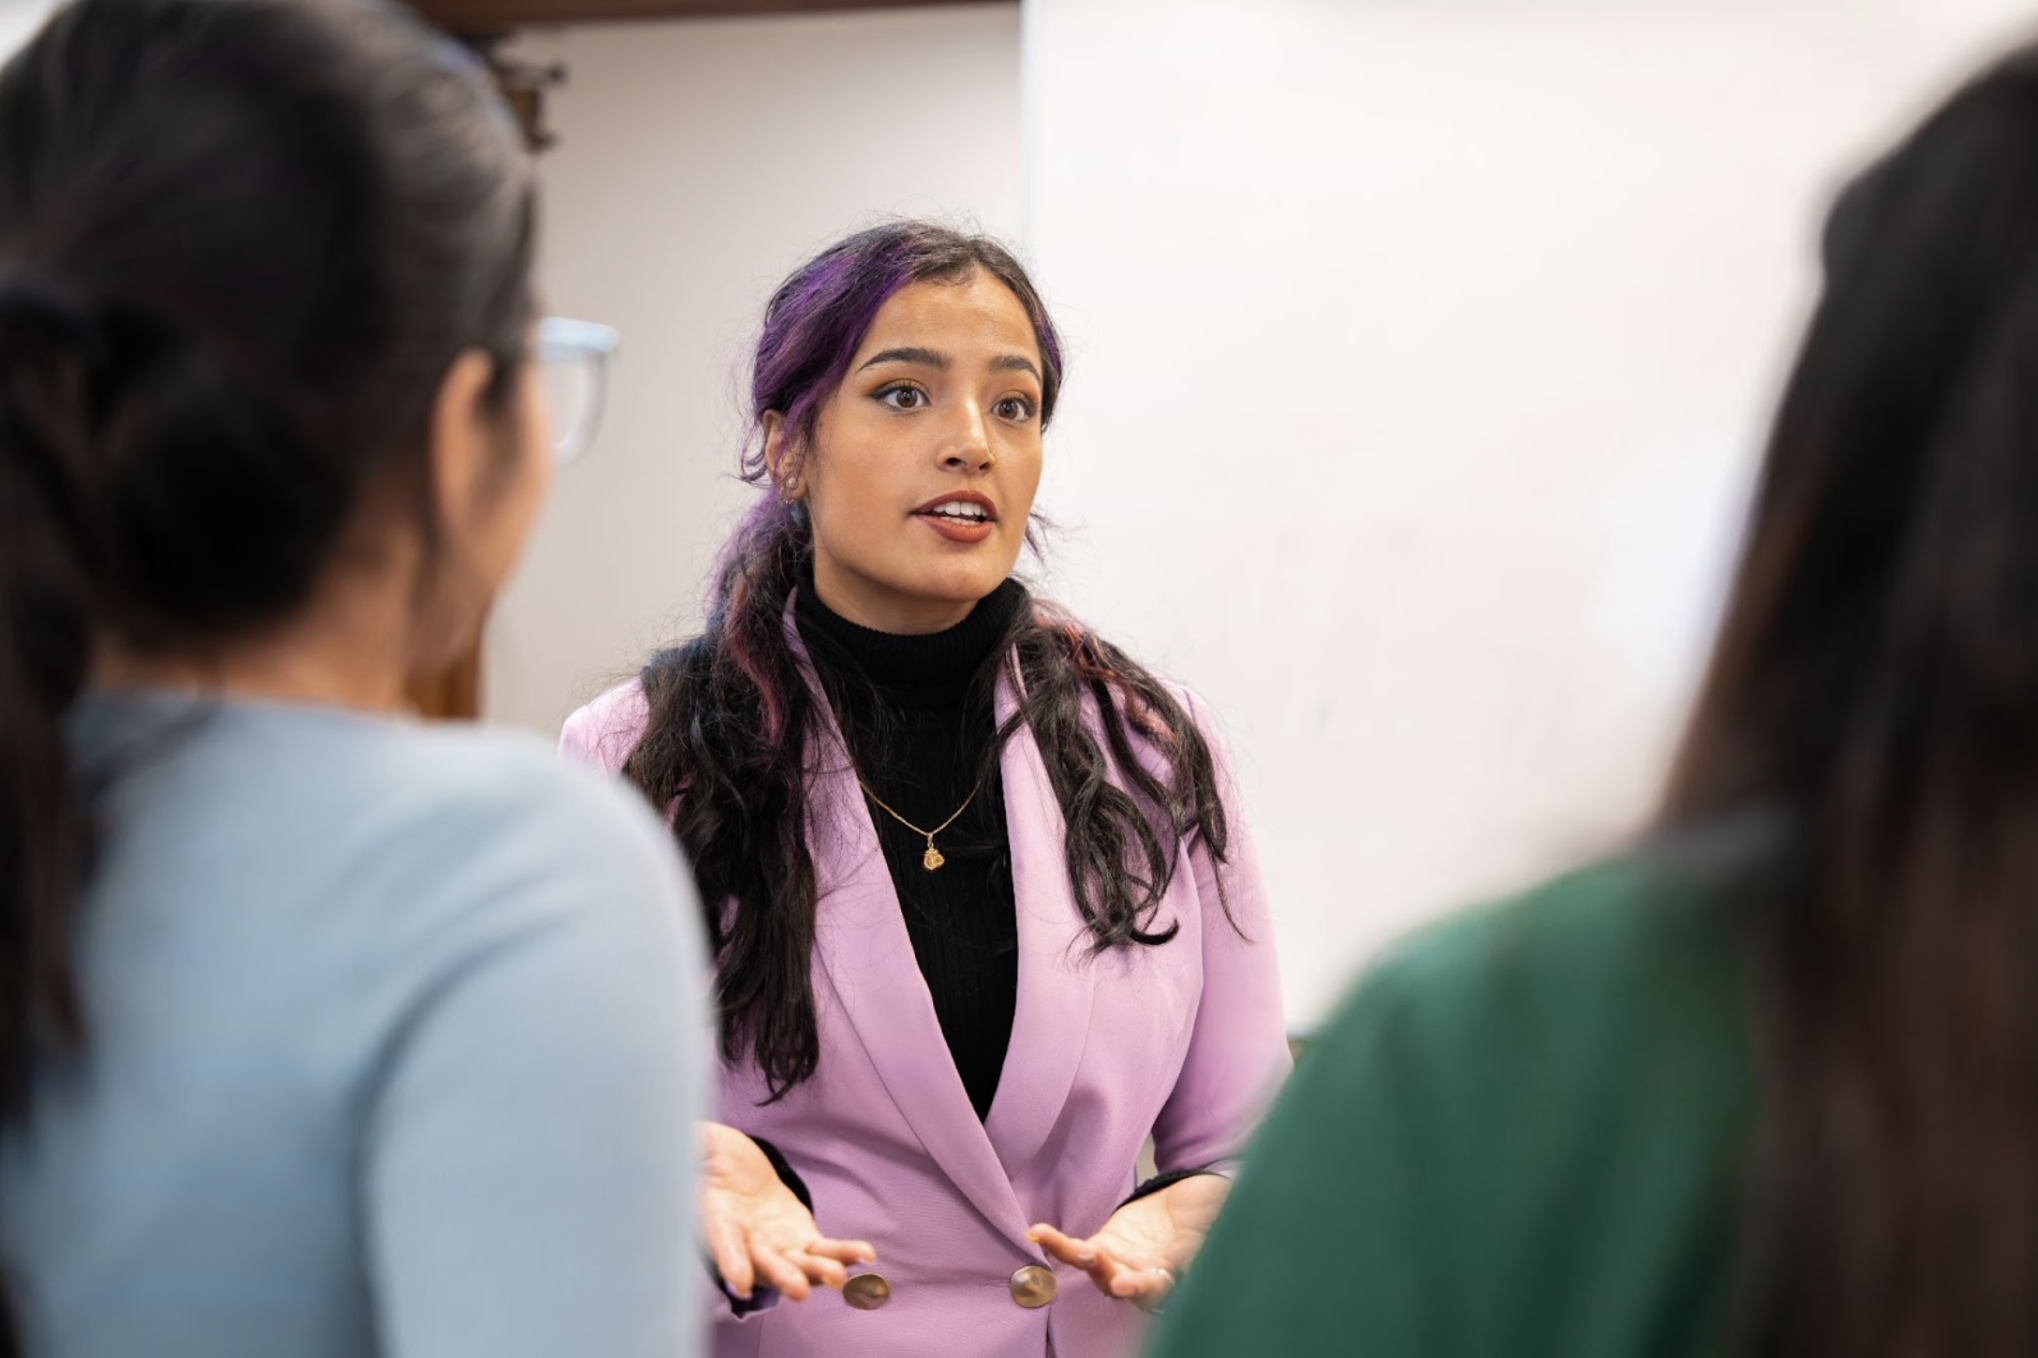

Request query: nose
[{"left": 941, "top": 399, "right": 995, "bottom": 473}]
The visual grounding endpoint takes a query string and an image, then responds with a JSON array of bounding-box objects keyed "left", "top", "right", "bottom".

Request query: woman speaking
[{"left": 564, "top": 222, "right": 1289, "bottom": 1358}]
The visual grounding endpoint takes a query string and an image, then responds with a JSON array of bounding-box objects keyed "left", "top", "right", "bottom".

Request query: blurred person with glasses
[
  {"left": 539, "top": 316, "right": 620, "bottom": 467},
  {"left": 0, "top": 3, "right": 705, "bottom": 1356}
]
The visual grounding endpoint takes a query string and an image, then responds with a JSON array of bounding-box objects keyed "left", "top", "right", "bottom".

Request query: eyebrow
[
  {"left": 857, "top": 346, "right": 1043, "bottom": 383},
  {"left": 858, "top": 346, "right": 947, "bottom": 372},
  {"left": 991, "top": 354, "right": 1043, "bottom": 381}
]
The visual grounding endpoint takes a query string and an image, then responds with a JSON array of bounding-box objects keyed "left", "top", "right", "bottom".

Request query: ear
[
  {"left": 761, "top": 411, "right": 806, "bottom": 501},
  {"left": 428, "top": 348, "right": 501, "bottom": 529}
]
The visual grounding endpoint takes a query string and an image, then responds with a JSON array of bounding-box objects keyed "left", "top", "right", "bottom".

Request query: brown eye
[
  {"left": 876, "top": 385, "right": 927, "bottom": 411},
  {"left": 995, "top": 396, "right": 1037, "bottom": 422}
]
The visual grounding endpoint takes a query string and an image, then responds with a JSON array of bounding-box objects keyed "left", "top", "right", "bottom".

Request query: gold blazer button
[
  {"left": 1008, "top": 1264, "right": 1057, "bottom": 1308},
  {"left": 843, "top": 1272, "right": 892, "bottom": 1311}
]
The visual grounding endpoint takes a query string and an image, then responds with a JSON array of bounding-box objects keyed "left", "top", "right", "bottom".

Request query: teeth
[{"left": 927, "top": 504, "right": 989, "bottom": 522}]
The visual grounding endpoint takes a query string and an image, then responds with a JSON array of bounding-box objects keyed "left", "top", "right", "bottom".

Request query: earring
[{"left": 779, "top": 473, "right": 801, "bottom": 500}]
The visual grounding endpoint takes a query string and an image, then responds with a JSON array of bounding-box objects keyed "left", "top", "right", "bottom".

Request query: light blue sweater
[{"left": 0, "top": 692, "right": 707, "bottom": 1357}]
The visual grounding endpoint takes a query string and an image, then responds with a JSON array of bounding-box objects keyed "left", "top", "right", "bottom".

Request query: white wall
[
  {"left": 487, "top": 5, "right": 1024, "bottom": 729},
  {"left": 0, "top": 2, "right": 56, "bottom": 60},
  {"left": 14, "top": 0, "right": 2034, "bottom": 1029},
  {"left": 1022, "top": 0, "right": 2038, "bottom": 1026}
]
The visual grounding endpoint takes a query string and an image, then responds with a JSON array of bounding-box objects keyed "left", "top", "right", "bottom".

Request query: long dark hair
[
  {"left": 625, "top": 222, "right": 1232, "bottom": 1098},
  {"left": 0, "top": 0, "right": 533, "bottom": 1347},
  {"left": 1659, "top": 45, "right": 2038, "bottom": 1357}
]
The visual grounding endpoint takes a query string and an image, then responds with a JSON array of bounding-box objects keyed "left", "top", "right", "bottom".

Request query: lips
[
  {"left": 913, "top": 491, "right": 997, "bottom": 525},
  {"left": 913, "top": 491, "right": 998, "bottom": 543}
]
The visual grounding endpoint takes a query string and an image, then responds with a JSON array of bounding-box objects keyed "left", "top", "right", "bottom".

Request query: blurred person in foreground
[
  {"left": 561, "top": 221, "right": 1290, "bottom": 1358},
  {"left": 0, "top": 1, "right": 706, "bottom": 1355},
  {"left": 1149, "top": 39, "right": 2038, "bottom": 1358}
]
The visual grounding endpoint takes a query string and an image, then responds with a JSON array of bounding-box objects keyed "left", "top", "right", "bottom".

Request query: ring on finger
[{"left": 1142, "top": 1267, "right": 1178, "bottom": 1316}]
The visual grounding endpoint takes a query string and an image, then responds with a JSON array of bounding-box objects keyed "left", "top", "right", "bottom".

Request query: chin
[
  {"left": 926, "top": 564, "right": 1011, "bottom": 605},
  {"left": 955, "top": 542, "right": 1025, "bottom": 592}
]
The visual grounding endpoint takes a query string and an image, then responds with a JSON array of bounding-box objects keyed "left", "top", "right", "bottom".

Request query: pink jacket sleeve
[
  {"left": 1149, "top": 690, "right": 1292, "bottom": 1177},
  {"left": 558, "top": 681, "right": 652, "bottom": 777}
]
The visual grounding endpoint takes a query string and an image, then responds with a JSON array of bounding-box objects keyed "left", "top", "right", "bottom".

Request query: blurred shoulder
[
  {"left": 1385, "top": 854, "right": 1727, "bottom": 989},
  {"left": 1311, "top": 852, "right": 1747, "bottom": 1090},
  {"left": 375, "top": 719, "right": 673, "bottom": 876},
  {"left": 323, "top": 720, "right": 698, "bottom": 994}
]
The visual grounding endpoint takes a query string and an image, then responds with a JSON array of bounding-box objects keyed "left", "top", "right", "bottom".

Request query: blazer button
[
  {"left": 1009, "top": 1264, "right": 1057, "bottom": 1308},
  {"left": 843, "top": 1272, "right": 892, "bottom": 1311}
]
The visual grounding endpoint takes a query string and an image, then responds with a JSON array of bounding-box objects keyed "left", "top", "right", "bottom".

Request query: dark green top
[{"left": 1147, "top": 855, "right": 1758, "bottom": 1358}]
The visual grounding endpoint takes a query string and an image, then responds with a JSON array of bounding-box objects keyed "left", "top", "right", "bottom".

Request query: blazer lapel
[
  {"left": 789, "top": 616, "right": 1034, "bottom": 1243},
  {"left": 982, "top": 672, "right": 1099, "bottom": 1176}
]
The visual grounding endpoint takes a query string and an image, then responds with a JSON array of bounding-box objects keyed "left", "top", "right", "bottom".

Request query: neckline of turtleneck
[{"left": 793, "top": 567, "right": 1023, "bottom": 697}]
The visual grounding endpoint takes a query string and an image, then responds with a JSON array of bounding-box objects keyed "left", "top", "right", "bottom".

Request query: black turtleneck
[{"left": 794, "top": 574, "right": 1022, "bottom": 1123}]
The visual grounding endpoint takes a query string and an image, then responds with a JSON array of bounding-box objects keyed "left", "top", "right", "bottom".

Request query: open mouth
[
  {"left": 919, "top": 502, "right": 994, "bottom": 525},
  {"left": 914, "top": 493, "right": 998, "bottom": 542}
]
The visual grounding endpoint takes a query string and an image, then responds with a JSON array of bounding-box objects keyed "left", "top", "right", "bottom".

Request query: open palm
[
  {"left": 1028, "top": 1173, "right": 1230, "bottom": 1312},
  {"left": 699, "top": 1120, "right": 874, "bottom": 1303}
]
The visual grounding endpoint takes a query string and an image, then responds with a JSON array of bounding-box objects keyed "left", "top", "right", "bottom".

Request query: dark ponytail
[
  {"left": 0, "top": 284, "right": 100, "bottom": 1095},
  {"left": 0, "top": 282, "right": 101, "bottom": 1352},
  {"left": 0, "top": 0, "right": 535, "bottom": 1346}
]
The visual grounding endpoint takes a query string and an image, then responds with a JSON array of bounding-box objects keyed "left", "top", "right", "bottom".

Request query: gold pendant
[{"left": 923, "top": 844, "right": 946, "bottom": 872}]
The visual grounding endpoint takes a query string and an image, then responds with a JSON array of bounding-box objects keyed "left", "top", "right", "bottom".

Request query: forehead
[{"left": 854, "top": 270, "right": 1041, "bottom": 364}]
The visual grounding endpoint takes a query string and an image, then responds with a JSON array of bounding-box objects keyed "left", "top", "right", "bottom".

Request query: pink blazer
[{"left": 561, "top": 638, "right": 1289, "bottom": 1358}]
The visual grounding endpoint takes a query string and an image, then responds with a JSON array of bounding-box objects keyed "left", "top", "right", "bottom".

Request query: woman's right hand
[{"left": 700, "top": 1120, "right": 875, "bottom": 1302}]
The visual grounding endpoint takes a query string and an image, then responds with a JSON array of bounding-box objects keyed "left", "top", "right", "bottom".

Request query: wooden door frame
[{"left": 413, "top": 0, "right": 1008, "bottom": 35}]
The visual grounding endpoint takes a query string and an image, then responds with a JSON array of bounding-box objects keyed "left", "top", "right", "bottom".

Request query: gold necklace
[{"left": 857, "top": 776, "right": 983, "bottom": 872}]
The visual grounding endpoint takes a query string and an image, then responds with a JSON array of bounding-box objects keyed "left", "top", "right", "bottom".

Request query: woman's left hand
[{"left": 1027, "top": 1173, "right": 1230, "bottom": 1312}]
